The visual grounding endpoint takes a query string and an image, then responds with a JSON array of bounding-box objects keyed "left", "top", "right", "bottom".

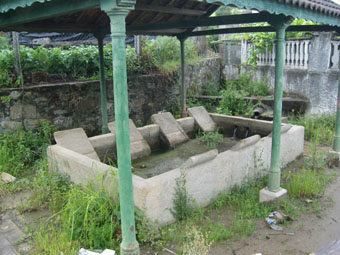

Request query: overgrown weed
[
  {"left": 196, "top": 130, "right": 224, "bottom": 149},
  {"left": 289, "top": 114, "right": 335, "bottom": 145}
]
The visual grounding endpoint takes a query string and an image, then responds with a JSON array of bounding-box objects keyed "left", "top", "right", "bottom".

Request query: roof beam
[
  {"left": 183, "top": 25, "right": 339, "bottom": 37},
  {"left": 135, "top": 4, "right": 206, "bottom": 16},
  {"left": 127, "top": 13, "right": 271, "bottom": 33},
  {"left": 0, "top": 0, "right": 100, "bottom": 28}
]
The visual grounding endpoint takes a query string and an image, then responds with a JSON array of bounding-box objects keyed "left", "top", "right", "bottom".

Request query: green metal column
[
  {"left": 178, "top": 36, "right": 187, "bottom": 117},
  {"left": 332, "top": 76, "right": 340, "bottom": 152},
  {"left": 107, "top": 9, "right": 139, "bottom": 255},
  {"left": 96, "top": 34, "right": 109, "bottom": 134},
  {"left": 268, "top": 17, "right": 292, "bottom": 192}
]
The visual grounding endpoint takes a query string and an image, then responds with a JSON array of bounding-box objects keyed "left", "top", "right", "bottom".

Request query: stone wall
[
  {"left": 221, "top": 33, "right": 339, "bottom": 114},
  {"left": 0, "top": 57, "right": 221, "bottom": 135}
]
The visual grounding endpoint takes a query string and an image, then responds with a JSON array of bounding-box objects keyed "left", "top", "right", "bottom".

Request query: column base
[
  {"left": 259, "top": 187, "right": 287, "bottom": 203},
  {"left": 326, "top": 150, "right": 340, "bottom": 168},
  {"left": 120, "top": 243, "right": 140, "bottom": 255}
]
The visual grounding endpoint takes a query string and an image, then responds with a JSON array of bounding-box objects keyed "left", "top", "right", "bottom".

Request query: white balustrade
[{"left": 241, "top": 39, "right": 311, "bottom": 69}]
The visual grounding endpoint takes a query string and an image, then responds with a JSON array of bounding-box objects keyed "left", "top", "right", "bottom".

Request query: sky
[{"left": 332, "top": 0, "right": 340, "bottom": 4}]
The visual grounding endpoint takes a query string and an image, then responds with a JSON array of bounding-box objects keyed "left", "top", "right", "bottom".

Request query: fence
[{"left": 241, "top": 37, "right": 340, "bottom": 70}]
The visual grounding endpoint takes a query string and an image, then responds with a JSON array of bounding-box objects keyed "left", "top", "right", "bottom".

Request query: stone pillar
[
  {"left": 95, "top": 33, "right": 109, "bottom": 134},
  {"left": 103, "top": 1, "right": 139, "bottom": 254},
  {"left": 308, "top": 32, "right": 332, "bottom": 72},
  {"left": 260, "top": 15, "right": 292, "bottom": 203}
]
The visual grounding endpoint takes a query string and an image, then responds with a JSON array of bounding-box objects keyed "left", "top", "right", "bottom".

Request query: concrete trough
[{"left": 47, "top": 113, "right": 304, "bottom": 225}]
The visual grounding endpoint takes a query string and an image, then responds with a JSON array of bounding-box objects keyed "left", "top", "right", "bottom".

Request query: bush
[
  {"left": 0, "top": 44, "right": 159, "bottom": 87},
  {"left": 197, "top": 130, "right": 224, "bottom": 149},
  {"left": 144, "top": 36, "right": 199, "bottom": 71},
  {"left": 289, "top": 114, "right": 335, "bottom": 145},
  {"left": 170, "top": 172, "right": 195, "bottom": 221},
  {"left": 0, "top": 121, "right": 56, "bottom": 176},
  {"left": 217, "top": 86, "right": 255, "bottom": 117},
  {"left": 217, "top": 72, "right": 269, "bottom": 117}
]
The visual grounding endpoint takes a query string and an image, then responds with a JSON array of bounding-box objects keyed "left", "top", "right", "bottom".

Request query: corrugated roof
[{"left": 276, "top": 0, "right": 340, "bottom": 17}]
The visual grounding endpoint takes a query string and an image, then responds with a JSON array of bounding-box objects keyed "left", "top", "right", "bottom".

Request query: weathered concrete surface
[
  {"left": 188, "top": 106, "right": 217, "bottom": 132},
  {"left": 151, "top": 112, "right": 189, "bottom": 149},
  {"left": 137, "top": 124, "right": 160, "bottom": 152},
  {"left": 54, "top": 128, "right": 100, "bottom": 161},
  {"left": 176, "top": 117, "right": 197, "bottom": 138},
  {"left": 108, "top": 119, "right": 151, "bottom": 160},
  {"left": 89, "top": 133, "right": 116, "bottom": 163},
  {"left": 48, "top": 115, "right": 304, "bottom": 225},
  {"left": 259, "top": 187, "right": 287, "bottom": 203}
]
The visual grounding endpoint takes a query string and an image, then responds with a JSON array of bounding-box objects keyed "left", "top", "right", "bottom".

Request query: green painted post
[
  {"left": 96, "top": 34, "right": 110, "bottom": 134},
  {"left": 178, "top": 36, "right": 187, "bottom": 117},
  {"left": 107, "top": 9, "right": 139, "bottom": 255},
  {"left": 332, "top": 78, "right": 340, "bottom": 152},
  {"left": 268, "top": 17, "right": 292, "bottom": 192}
]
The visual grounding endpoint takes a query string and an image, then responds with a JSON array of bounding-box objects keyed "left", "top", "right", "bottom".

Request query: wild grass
[
  {"left": 196, "top": 130, "right": 224, "bottom": 149},
  {"left": 0, "top": 121, "right": 56, "bottom": 177},
  {"left": 289, "top": 114, "right": 335, "bottom": 145}
]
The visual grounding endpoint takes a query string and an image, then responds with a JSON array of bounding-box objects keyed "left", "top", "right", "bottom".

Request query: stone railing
[{"left": 242, "top": 39, "right": 311, "bottom": 68}]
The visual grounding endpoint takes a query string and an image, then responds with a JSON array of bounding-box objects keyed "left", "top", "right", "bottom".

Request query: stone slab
[
  {"left": 259, "top": 187, "right": 287, "bottom": 203},
  {"left": 151, "top": 112, "right": 189, "bottom": 149},
  {"left": 0, "top": 218, "right": 26, "bottom": 245},
  {"left": 108, "top": 119, "right": 151, "bottom": 160},
  {"left": 188, "top": 106, "right": 217, "bottom": 132},
  {"left": 54, "top": 128, "right": 100, "bottom": 161}
]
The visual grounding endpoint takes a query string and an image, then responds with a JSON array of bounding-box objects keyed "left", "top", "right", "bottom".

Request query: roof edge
[
  {"left": 0, "top": 0, "right": 52, "bottom": 13},
  {"left": 200, "top": 0, "right": 340, "bottom": 26}
]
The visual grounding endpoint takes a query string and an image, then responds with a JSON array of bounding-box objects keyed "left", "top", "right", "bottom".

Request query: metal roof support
[
  {"left": 260, "top": 15, "right": 293, "bottom": 203},
  {"left": 178, "top": 36, "right": 188, "bottom": 118},
  {"left": 127, "top": 13, "right": 270, "bottom": 33},
  {"left": 104, "top": 0, "right": 140, "bottom": 254},
  {"left": 182, "top": 25, "right": 340, "bottom": 37},
  {"left": 95, "top": 33, "right": 110, "bottom": 134}
]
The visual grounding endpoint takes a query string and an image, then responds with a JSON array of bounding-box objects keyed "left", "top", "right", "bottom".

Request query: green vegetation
[
  {"left": 143, "top": 36, "right": 199, "bottom": 72},
  {"left": 0, "top": 36, "right": 200, "bottom": 88},
  {"left": 170, "top": 172, "right": 196, "bottom": 221},
  {"left": 289, "top": 114, "right": 335, "bottom": 145},
  {"left": 197, "top": 130, "right": 224, "bottom": 149},
  {"left": 0, "top": 122, "right": 56, "bottom": 177},
  {"left": 217, "top": 72, "right": 270, "bottom": 117}
]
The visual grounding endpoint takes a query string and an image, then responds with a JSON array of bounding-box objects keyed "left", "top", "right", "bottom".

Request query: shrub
[
  {"left": 217, "top": 86, "right": 255, "bottom": 117},
  {"left": 197, "top": 130, "right": 224, "bottom": 149},
  {"left": 0, "top": 44, "right": 160, "bottom": 87},
  {"left": 289, "top": 114, "right": 335, "bottom": 145},
  {"left": 217, "top": 72, "right": 269, "bottom": 117},
  {"left": 144, "top": 36, "right": 199, "bottom": 71},
  {"left": 0, "top": 121, "right": 56, "bottom": 176},
  {"left": 170, "top": 172, "right": 195, "bottom": 221}
]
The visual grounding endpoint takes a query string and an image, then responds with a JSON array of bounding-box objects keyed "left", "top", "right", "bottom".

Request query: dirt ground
[{"left": 210, "top": 173, "right": 340, "bottom": 255}]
